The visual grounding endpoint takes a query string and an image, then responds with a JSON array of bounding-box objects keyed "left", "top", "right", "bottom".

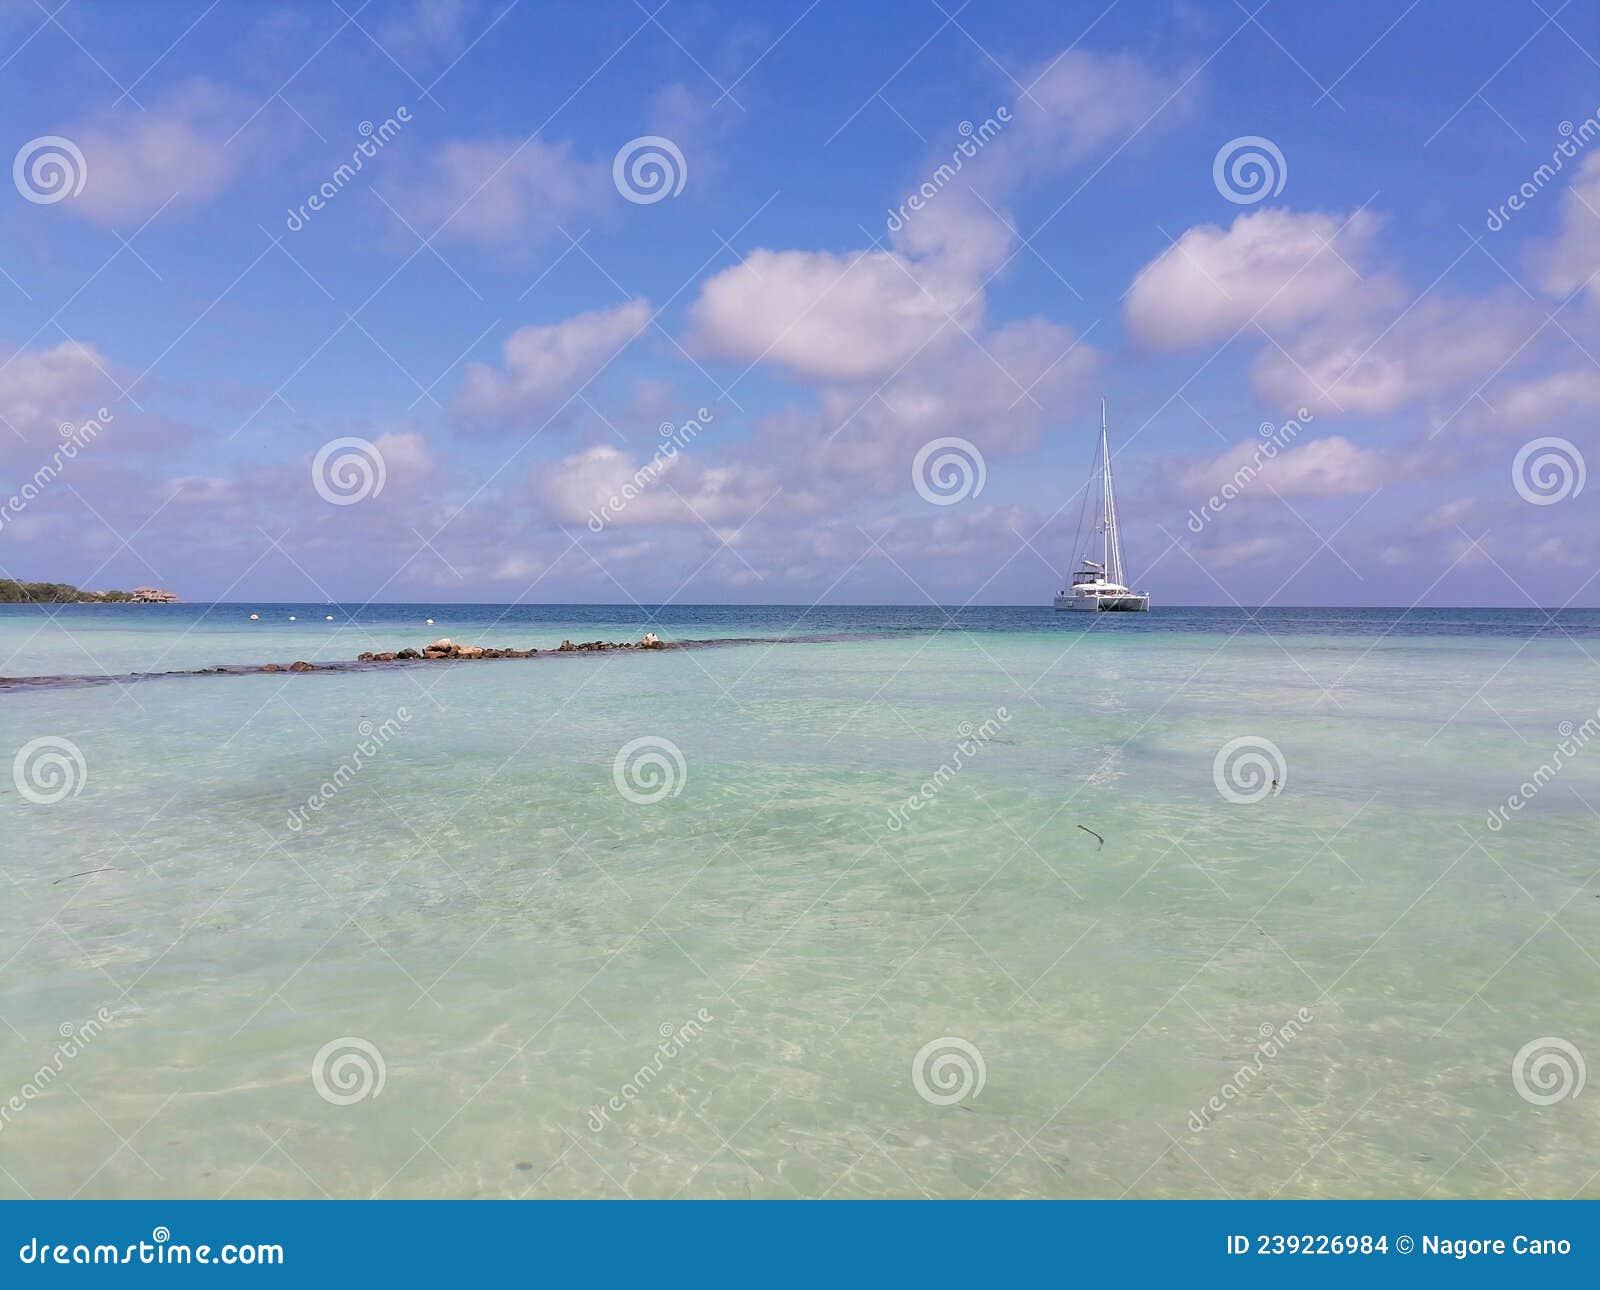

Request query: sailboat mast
[{"left": 1101, "top": 399, "right": 1125, "bottom": 587}]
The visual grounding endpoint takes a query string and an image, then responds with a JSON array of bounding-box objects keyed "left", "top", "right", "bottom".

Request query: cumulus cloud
[
  {"left": 1011, "top": 49, "right": 1189, "bottom": 169},
  {"left": 0, "top": 339, "right": 118, "bottom": 452},
  {"left": 62, "top": 83, "right": 243, "bottom": 225},
  {"left": 1531, "top": 151, "right": 1600, "bottom": 300},
  {"left": 377, "top": 0, "right": 480, "bottom": 62},
  {"left": 1251, "top": 294, "right": 1537, "bottom": 417},
  {"left": 689, "top": 248, "right": 977, "bottom": 382},
  {"left": 456, "top": 301, "right": 651, "bottom": 422},
  {"left": 1175, "top": 434, "right": 1395, "bottom": 499},
  {"left": 536, "top": 443, "right": 780, "bottom": 528},
  {"left": 1472, "top": 368, "right": 1600, "bottom": 433},
  {"left": 692, "top": 47, "right": 1182, "bottom": 389},
  {"left": 400, "top": 137, "right": 608, "bottom": 247},
  {"left": 810, "top": 315, "right": 1099, "bottom": 478},
  {"left": 1125, "top": 209, "right": 1380, "bottom": 350}
]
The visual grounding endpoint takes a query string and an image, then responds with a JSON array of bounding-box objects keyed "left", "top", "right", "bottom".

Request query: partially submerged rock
[{"left": 343, "top": 634, "right": 662, "bottom": 665}]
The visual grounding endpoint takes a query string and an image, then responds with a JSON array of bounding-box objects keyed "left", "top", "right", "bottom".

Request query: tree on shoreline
[{"left": 0, "top": 579, "right": 136, "bottom": 603}]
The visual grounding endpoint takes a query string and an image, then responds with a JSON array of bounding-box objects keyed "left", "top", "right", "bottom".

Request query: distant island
[{"left": 0, "top": 579, "right": 178, "bottom": 604}]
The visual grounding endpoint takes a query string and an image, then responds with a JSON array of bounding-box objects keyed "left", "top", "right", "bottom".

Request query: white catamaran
[{"left": 1054, "top": 400, "right": 1150, "bottom": 613}]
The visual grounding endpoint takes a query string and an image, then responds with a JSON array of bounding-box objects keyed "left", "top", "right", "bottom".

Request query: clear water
[{"left": 2, "top": 604, "right": 1596, "bottom": 1198}]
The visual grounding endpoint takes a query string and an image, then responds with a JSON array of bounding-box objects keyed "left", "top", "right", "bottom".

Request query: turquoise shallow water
[{"left": 1, "top": 604, "right": 1597, "bottom": 1198}]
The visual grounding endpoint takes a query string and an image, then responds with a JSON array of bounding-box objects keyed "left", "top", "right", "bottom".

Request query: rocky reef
[{"left": 346, "top": 633, "right": 668, "bottom": 668}]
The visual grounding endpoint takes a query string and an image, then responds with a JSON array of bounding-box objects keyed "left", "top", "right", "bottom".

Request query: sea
[{"left": 1, "top": 603, "right": 1596, "bottom": 1198}]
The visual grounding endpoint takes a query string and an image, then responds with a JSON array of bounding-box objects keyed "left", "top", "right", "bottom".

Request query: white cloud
[
  {"left": 1532, "top": 151, "right": 1600, "bottom": 300},
  {"left": 689, "top": 248, "right": 977, "bottom": 382},
  {"left": 1124, "top": 209, "right": 1379, "bottom": 350},
  {"left": 0, "top": 339, "right": 117, "bottom": 450},
  {"left": 1012, "top": 49, "right": 1187, "bottom": 167},
  {"left": 811, "top": 316, "right": 1099, "bottom": 478},
  {"left": 1474, "top": 368, "right": 1600, "bottom": 432},
  {"left": 66, "top": 84, "right": 243, "bottom": 225},
  {"left": 1210, "top": 535, "right": 1283, "bottom": 568},
  {"left": 537, "top": 443, "right": 780, "bottom": 528},
  {"left": 403, "top": 137, "right": 607, "bottom": 247},
  {"left": 886, "top": 50, "right": 1186, "bottom": 284},
  {"left": 1177, "top": 434, "right": 1393, "bottom": 499},
  {"left": 377, "top": 0, "right": 478, "bottom": 62},
  {"left": 1251, "top": 295, "right": 1536, "bottom": 417},
  {"left": 457, "top": 301, "right": 651, "bottom": 421}
]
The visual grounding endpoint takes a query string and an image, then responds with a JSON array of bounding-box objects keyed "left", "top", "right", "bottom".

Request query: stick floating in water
[{"left": 1077, "top": 824, "right": 1104, "bottom": 850}]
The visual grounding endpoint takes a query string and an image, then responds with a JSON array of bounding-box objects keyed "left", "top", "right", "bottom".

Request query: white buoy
[
  {"left": 289, "top": 615, "right": 296, "bottom": 621},
  {"left": 425, "top": 618, "right": 434, "bottom": 625},
  {"left": 249, "top": 613, "right": 259, "bottom": 621},
  {"left": 325, "top": 615, "right": 333, "bottom": 621}
]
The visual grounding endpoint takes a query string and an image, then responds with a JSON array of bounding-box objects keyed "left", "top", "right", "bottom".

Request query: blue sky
[{"left": 0, "top": 0, "right": 1596, "bottom": 606}]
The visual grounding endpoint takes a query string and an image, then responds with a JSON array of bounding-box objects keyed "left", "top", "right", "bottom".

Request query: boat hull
[{"left": 1054, "top": 593, "right": 1150, "bottom": 612}]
